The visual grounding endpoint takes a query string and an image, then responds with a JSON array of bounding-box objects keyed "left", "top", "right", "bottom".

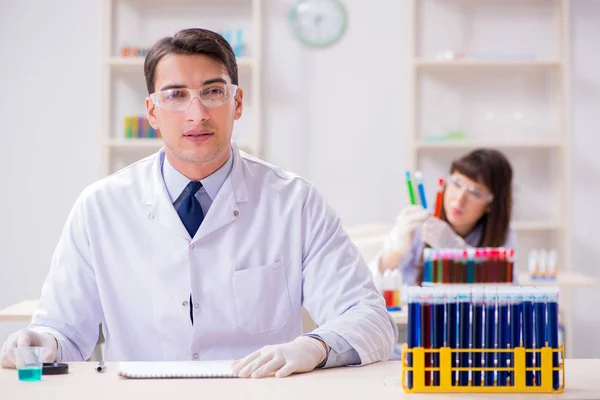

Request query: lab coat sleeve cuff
[
  {"left": 304, "top": 331, "right": 361, "bottom": 368},
  {"left": 28, "top": 326, "right": 65, "bottom": 362},
  {"left": 28, "top": 325, "right": 83, "bottom": 362}
]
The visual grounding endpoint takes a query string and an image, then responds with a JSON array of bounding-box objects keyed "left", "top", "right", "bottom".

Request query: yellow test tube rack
[{"left": 401, "top": 344, "right": 565, "bottom": 393}]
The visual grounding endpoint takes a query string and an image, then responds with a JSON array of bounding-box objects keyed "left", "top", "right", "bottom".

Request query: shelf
[
  {"left": 512, "top": 220, "right": 562, "bottom": 232},
  {"left": 416, "top": 140, "right": 563, "bottom": 150},
  {"left": 107, "top": 138, "right": 163, "bottom": 149},
  {"left": 106, "top": 56, "right": 255, "bottom": 68},
  {"left": 517, "top": 271, "right": 597, "bottom": 288},
  {"left": 416, "top": 59, "right": 562, "bottom": 69}
]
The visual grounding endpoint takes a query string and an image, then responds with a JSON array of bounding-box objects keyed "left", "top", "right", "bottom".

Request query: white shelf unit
[
  {"left": 100, "top": 0, "right": 262, "bottom": 175},
  {"left": 406, "top": 0, "right": 591, "bottom": 357},
  {"left": 416, "top": 59, "right": 562, "bottom": 69}
]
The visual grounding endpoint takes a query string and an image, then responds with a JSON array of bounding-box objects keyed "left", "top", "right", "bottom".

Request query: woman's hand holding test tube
[{"left": 378, "top": 206, "right": 430, "bottom": 274}]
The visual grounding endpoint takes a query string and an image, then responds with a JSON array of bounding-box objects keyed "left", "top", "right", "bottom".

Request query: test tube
[
  {"left": 467, "top": 248, "right": 476, "bottom": 284},
  {"left": 443, "top": 250, "right": 450, "bottom": 283},
  {"left": 544, "top": 286, "right": 560, "bottom": 389},
  {"left": 534, "top": 287, "right": 547, "bottom": 386},
  {"left": 420, "top": 287, "right": 433, "bottom": 386},
  {"left": 529, "top": 250, "right": 539, "bottom": 279},
  {"left": 437, "top": 250, "right": 444, "bottom": 284},
  {"left": 471, "top": 286, "right": 484, "bottom": 386},
  {"left": 423, "top": 248, "right": 432, "bottom": 284},
  {"left": 484, "top": 286, "right": 497, "bottom": 386},
  {"left": 434, "top": 177, "right": 444, "bottom": 218},
  {"left": 406, "top": 171, "right": 417, "bottom": 205},
  {"left": 475, "top": 249, "right": 484, "bottom": 283},
  {"left": 457, "top": 286, "right": 471, "bottom": 386},
  {"left": 508, "top": 287, "right": 523, "bottom": 386},
  {"left": 415, "top": 171, "right": 428, "bottom": 209},
  {"left": 498, "top": 248, "right": 507, "bottom": 283},
  {"left": 522, "top": 288, "right": 535, "bottom": 386},
  {"left": 432, "top": 286, "right": 446, "bottom": 386},
  {"left": 391, "top": 269, "right": 402, "bottom": 308},
  {"left": 382, "top": 270, "right": 394, "bottom": 307},
  {"left": 507, "top": 249, "right": 515, "bottom": 283},
  {"left": 406, "top": 287, "right": 421, "bottom": 389},
  {"left": 497, "top": 286, "right": 510, "bottom": 386},
  {"left": 446, "top": 286, "right": 459, "bottom": 386},
  {"left": 547, "top": 250, "right": 558, "bottom": 279}
]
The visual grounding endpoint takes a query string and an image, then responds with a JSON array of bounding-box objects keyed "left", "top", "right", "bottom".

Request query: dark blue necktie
[
  {"left": 177, "top": 181, "right": 204, "bottom": 238},
  {"left": 177, "top": 181, "right": 204, "bottom": 325}
]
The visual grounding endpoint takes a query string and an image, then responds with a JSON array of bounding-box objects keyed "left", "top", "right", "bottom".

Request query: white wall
[
  {"left": 262, "top": 0, "right": 407, "bottom": 226},
  {"left": 0, "top": 0, "right": 598, "bottom": 357},
  {"left": 570, "top": 0, "right": 600, "bottom": 358},
  {"left": 0, "top": 0, "right": 102, "bottom": 341}
]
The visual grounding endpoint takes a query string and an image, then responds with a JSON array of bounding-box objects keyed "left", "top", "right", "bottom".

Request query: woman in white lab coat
[{"left": 374, "top": 148, "right": 516, "bottom": 285}]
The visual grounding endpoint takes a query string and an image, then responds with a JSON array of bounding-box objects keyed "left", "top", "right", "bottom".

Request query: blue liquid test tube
[
  {"left": 446, "top": 286, "right": 459, "bottom": 386},
  {"left": 534, "top": 287, "right": 547, "bottom": 386},
  {"left": 471, "top": 287, "right": 484, "bottom": 386},
  {"left": 484, "top": 286, "right": 497, "bottom": 386},
  {"left": 467, "top": 248, "right": 475, "bottom": 284},
  {"left": 406, "top": 287, "right": 421, "bottom": 389},
  {"left": 414, "top": 171, "right": 428, "bottom": 209},
  {"left": 423, "top": 248, "right": 432, "bottom": 284},
  {"left": 522, "top": 289, "right": 535, "bottom": 386},
  {"left": 544, "top": 286, "right": 560, "bottom": 390},
  {"left": 509, "top": 287, "right": 523, "bottom": 386},
  {"left": 432, "top": 286, "right": 445, "bottom": 386},
  {"left": 497, "top": 287, "right": 510, "bottom": 386},
  {"left": 457, "top": 286, "right": 471, "bottom": 386}
]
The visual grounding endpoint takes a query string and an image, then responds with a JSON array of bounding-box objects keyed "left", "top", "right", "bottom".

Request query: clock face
[{"left": 289, "top": 0, "right": 347, "bottom": 48}]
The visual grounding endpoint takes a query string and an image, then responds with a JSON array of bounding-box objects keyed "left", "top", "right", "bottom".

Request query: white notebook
[{"left": 118, "top": 360, "right": 238, "bottom": 379}]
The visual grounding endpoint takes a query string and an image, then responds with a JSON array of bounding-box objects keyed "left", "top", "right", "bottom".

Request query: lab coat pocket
[{"left": 233, "top": 261, "right": 291, "bottom": 335}]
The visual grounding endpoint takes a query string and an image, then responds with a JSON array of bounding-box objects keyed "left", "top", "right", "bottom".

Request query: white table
[{"left": 1, "top": 359, "right": 599, "bottom": 400}]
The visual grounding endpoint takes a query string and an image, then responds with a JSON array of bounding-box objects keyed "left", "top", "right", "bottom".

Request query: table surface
[
  {"left": 0, "top": 300, "right": 38, "bottom": 322},
  {"left": 1, "top": 359, "right": 599, "bottom": 400}
]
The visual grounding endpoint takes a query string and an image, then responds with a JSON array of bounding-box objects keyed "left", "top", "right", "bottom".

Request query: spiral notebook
[{"left": 118, "top": 360, "right": 238, "bottom": 379}]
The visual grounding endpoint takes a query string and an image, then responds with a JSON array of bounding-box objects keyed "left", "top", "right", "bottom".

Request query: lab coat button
[
  {"left": 193, "top": 353, "right": 199, "bottom": 360},
  {"left": 194, "top": 303, "right": 200, "bottom": 309},
  {"left": 148, "top": 213, "right": 154, "bottom": 219},
  {"left": 233, "top": 210, "right": 239, "bottom": 217},
  {"left": 189, "top": 244, "right": 195, "bottom": 249},
  {"left": 182, "top": 301, "right": 189, "bottom": 306}
]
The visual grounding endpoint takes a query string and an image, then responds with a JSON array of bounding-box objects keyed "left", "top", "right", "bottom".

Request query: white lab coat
[{"left": 30, "top": 142, "right": 397, "bottom": 364}]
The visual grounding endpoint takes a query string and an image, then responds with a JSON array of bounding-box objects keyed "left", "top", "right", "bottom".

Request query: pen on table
[{"left": 96, "top": 360, "right": 105, "bottom": 373}]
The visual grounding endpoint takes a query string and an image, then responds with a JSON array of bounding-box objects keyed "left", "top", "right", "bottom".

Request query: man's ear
[
  {"left": 146, "top": 97, "right": 159, "bottom": 129},
  {"left": 234, "top": 89, "right": 244, "bottom": 120}
]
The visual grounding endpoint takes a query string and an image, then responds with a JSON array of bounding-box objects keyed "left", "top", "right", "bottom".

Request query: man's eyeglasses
[{"left": 149, "top": 83, "right": 238, "bottom": 112}]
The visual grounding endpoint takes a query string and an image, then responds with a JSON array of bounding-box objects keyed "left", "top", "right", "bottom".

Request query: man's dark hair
[{"left": 144, "top": 28, "right": 238, "bottom": 94}]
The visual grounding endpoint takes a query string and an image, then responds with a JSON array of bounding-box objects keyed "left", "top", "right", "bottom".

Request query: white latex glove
[
  {"left": 421, "top": 217, "right": 468, "bottom": 249},
  {"left": 389, "top": 205, "right": 431, "bottom": 255},
  {"left": 0, "top": 329, "right": 58, "bottom": 369},
  {"left": 231, "top": 336, "right": 327, "bottom": 378}
]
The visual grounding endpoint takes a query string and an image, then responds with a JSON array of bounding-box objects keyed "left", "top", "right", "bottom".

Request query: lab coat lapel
[
  {"left": 142, "top": 149, "right": 191, "bottom": 240},
  {"left": 192, "top": 142, "right": 249, "bottom": 242}
]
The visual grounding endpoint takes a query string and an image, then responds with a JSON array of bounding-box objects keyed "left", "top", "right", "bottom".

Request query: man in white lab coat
[{"left": 0, "top": 28, "right": 397, "bottom": 378}]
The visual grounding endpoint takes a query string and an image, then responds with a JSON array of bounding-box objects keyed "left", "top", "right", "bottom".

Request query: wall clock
[{"left": 289, "top": 0, "right": 348, "bottom": 48}]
